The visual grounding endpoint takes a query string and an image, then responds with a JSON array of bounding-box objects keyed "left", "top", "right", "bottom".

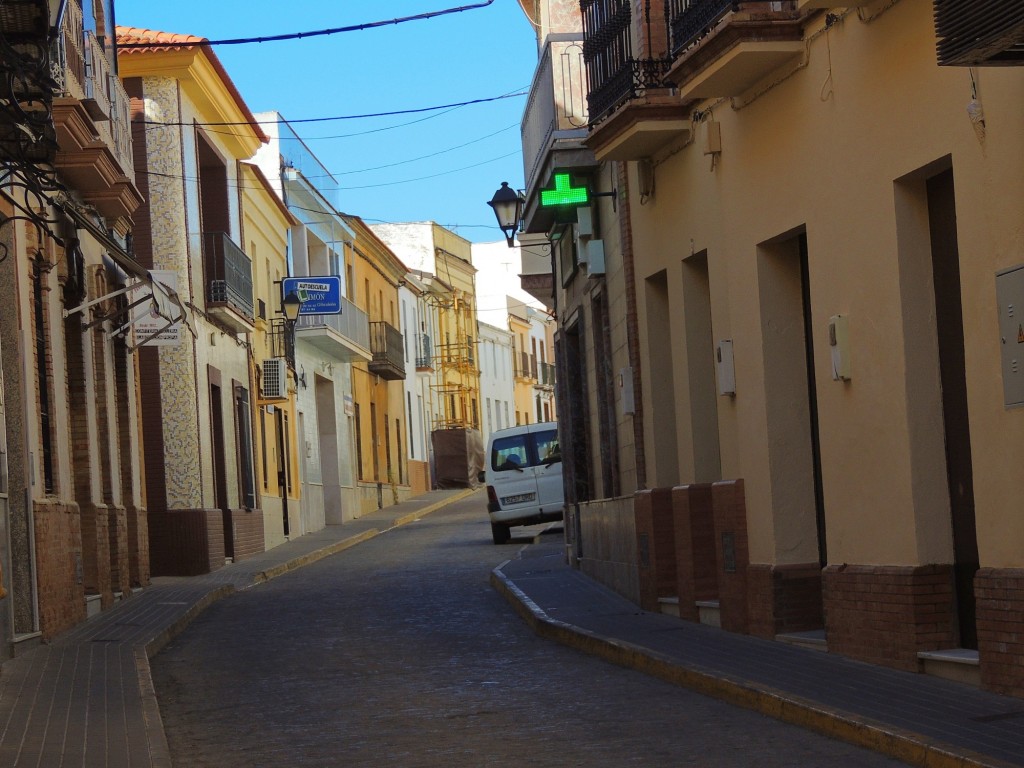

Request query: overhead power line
[
  {"left": 141, "top": 91, "right": 527, "bottom": 128},
  {"left": 117, "top": 1, "right": 496, "bottom": 48}
]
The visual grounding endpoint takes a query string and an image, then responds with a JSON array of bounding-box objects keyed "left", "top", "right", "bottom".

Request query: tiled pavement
[
  {"left": 4, "top": 488, "right": 1024, "bottom": 768},
  {"left": 493, "top": 541, "right": 1024, "bottom": 768},
  {"left": 0, "top": 489, "right": 475, "bottom": 768}
]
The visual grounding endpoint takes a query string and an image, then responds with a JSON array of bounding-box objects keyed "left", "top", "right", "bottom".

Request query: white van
[{"left": 481, "top": 421, "right": 564, "bottom": 544}]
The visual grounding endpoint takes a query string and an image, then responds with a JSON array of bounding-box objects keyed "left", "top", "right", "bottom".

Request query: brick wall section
[
  {"left": 126, "top": 506, "right": 150, "bottom": 587},
  {"left": 712, "top": 480, "right": 749, "bottom": 633},
  {"left": 633, "top": 487, "right": 676, "bottom": 612},
  {"left": 149, "top": 510, "right": 225, "bottom": 576},
  {"left": 79, "top": 502, "right": 113, "bottom": 608},
  {"left": 672, "top": 484, "right": 718, "bottom": 622},
  {"left": 975, "top": 568, "right": 1024, "bottom": 697},
  {"left": 107, "top": 506, "right": 131, "bottom": 596},
  {"left": 33, "top": 501, "right": 86, "bottom": 638},
  {"left": 229, "top": 509, "right": 265, "bottom": 562},
  {"left": 822, "top": 564, "right": 956, "bottom": 671},
  {"left": 747, "top": 563, "right": 824, "bottom": 640}
]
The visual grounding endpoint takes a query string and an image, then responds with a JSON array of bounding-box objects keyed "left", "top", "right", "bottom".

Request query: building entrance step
[{"left": 918, "top": 648, "right": 980, "bottom": 687}]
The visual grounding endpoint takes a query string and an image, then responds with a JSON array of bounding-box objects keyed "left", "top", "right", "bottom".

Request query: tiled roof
[
  {"left": 115, "top": 26, "right": 269, "bottom": 145},
  {"left": 115, "top": 27, "right": 205, "bottom": 53}
]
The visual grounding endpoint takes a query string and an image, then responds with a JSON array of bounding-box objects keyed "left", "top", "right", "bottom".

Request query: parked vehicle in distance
[{"left": 480, "top": 422, "right": 564, "bottom": 544}]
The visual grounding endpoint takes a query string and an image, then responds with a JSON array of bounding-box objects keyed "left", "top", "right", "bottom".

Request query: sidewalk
[
  {"left": 493, "top": 539, "right": 1024, "bottom": 768},
  {"left": 0, "top": 488, "right": 476, "bottom": 768}
]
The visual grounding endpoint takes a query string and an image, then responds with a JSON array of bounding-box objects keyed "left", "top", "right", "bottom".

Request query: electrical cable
[
  {"left": 117, "top": 1, "right": 496, "bottom": 48},
  {"left": 139, "top": 91, "right": 527, "bottom": 128}
]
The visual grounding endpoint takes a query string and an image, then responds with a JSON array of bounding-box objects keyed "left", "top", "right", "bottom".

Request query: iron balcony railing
[
  {"left": 204, "top": 231, "right": 254, "bottom": 322},
  {"left": 368, "top": 321, "right": 405, "bottom": 380},
  {"left": 515, "top": 351, "right": 537, "bottom": 380},
  {"left": 538, "top": 361, "right": 556, "bottom": 388},
  {"left": 415, "top": 333, "right": 433, "bottom": 368},
  {"left": 50, "top": 1, "right": 135, "bottom": 181},
  {"left": 581, "top": 0, "right": 673, "bottom": 123},
  {"left": 669, "top": 0, "right": 737, "bottom": 57},
  {"left": 268, "top": 319, "right": 294, "bottom": 365},
  {"left": 295, "top": 294, "right": 370, "bottom": 351},
  {"left": 521, "top": 33, "right": 588, "bottom": 195}
]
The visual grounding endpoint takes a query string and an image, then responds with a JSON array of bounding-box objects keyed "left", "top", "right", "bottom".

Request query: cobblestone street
[{"left": 151, "top": 495, "right": 907, "bottom": 767}]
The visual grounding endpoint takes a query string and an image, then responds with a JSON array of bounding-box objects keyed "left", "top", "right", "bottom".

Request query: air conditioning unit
[{"left": 262, "top": 358, "right": 288, "bottom": 400}]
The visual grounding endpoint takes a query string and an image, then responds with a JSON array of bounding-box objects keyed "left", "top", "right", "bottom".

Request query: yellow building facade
[
  {"left": 347, "top": 217, "right": 410, "bottom": 514},
  {"left": 518, "top": 0, "right": 1024, "bottom": 697},
  {"left": 240, "top": 162, "right": 301, "bottom": 550}
]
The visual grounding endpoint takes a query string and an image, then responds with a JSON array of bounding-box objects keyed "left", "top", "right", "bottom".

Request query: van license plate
[{"left": 502, "top": 492, "right": 536, "bottom": 504}]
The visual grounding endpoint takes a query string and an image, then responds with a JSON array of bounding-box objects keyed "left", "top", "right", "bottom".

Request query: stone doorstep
[
  {"left": 85, "top": 593, "right": 102, "bottom": 619},
  {"left": 696, "top": 599, "right": 722, "bottom": 628},
  {"left": 918, "top": 648, "right": 981, "bottom": 688},
  {"left": 11, "top": 632, "right": 43, "bottom": 657},
  {"left": 658, "top": 596, "right": 681, "bottom": 618},
  {"left": 777, "top": 629, "right": 828, "bottom": 652}
]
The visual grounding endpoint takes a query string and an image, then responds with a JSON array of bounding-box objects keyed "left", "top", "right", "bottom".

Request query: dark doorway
[
  {"left": 210, "top": 382, "right": 230, "bottom": 559},
  {"left": 276, "top": 408, "right": 291, "bottom": 537},
  {"left": 927, "top": 168, "right": 978, "bottom": 649}
]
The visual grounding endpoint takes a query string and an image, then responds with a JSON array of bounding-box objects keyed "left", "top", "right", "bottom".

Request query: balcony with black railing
[
  {"left": 514, "top": 351, "right": 537, "bottom": 382},
  {"left": 933, "top": 0, "right": 1024, "bottom": 66},
  {"left": 415, "top": 333, "right": 434, "bottom": 370},
  {"left": 664, "top": 0, "right": 804, "bottom": 100},
  {"left": 368, "top": 321, "right": 406, "bottom": 381},
  {"left": 204, "top": 231, "right": 254, "bottom": 333},
  {"left": 581, "top": 0, "right": 690, "bottom": 161},
  {"left": 537, "top": 361, "right": 557, "bottom": 389},
  {"left": 50, "top": 0, "right": 141, "bottom": 223}
]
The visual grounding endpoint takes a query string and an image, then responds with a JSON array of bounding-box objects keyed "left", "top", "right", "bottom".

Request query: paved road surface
[{"left": 152, "top": 493, "right": 908, "bottom": 767}]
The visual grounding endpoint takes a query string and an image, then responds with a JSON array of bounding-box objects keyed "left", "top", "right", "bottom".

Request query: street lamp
[
  {"left": 281, "top": 291, "right": 303, "bottom": 367},
  {"left": 488, "top": 181, "right": 524, "bottom": 248}
]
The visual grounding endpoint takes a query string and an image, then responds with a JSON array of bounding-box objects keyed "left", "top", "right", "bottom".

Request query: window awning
[{"left": 59, "top": 203, "right": 196, "bottom": 350}]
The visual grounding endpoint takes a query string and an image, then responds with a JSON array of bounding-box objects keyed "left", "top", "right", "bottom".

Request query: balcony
[
  {"left": 537, "top": 361, "right": 557, "bottom": 389},
  {"left": 204, "top": 231, "right": 254, "bottom": 333},
  {"left": 368, "top": 321, "right": 406, "bottom": 381},
  {"left": 50, "top": 0, "right": 140, "bottom": 223},
  {"left": 581, "top": 0, "right": 690, "bottom": 162},
  {"left": 665, "top": 0, "right": 804, "bottom": 100},
  {"left": 933, "top": 0, "right": 1024, "bottom": 66},
  {"left": 415, "top": 333, "right": 434, "bottom": 371},
  {"left": 520, "top": 33, "right": 597, "bottom": 234},
  {"left": 515, "top": 351, "right": 538, "bottom": 382},
  {"left": 294, "top": 295, "right": 371, "bottom": 362}
]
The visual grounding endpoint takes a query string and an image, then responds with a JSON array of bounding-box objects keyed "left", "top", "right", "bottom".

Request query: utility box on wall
[{"left": 996, "top": 265, "right": 1024, "bottom": 407}]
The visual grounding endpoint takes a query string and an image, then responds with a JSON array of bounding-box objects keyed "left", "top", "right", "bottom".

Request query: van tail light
[{"left": 486, "top": 485, "right": 498, "bottom": 504}]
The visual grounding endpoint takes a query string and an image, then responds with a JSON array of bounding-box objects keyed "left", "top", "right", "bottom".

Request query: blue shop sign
[{"left": 283, "top": 276, "right": 342, "bottom": 315}]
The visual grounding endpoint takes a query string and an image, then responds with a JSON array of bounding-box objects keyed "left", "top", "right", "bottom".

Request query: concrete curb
[{"left": 490, "top": 565, "right": 1017, "bottom": 768}]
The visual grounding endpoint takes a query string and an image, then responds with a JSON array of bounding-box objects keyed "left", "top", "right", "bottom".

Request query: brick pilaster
[
  {"left": 634, "top": 487, "right": 677, "bottom": 611},
  {"left": 672, "top": 484, "right": 718, "bottom": 622},
  {"left": 712, "top": 480, "right": 749, "bottom": 633},
  {"left": 823, "top": 564, "right": 956, "bottom": 671},
  {"left": 975, "top": 568, "right": 1024, "bottom": 697}
]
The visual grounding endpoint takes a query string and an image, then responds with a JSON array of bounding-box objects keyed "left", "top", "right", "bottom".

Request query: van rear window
[
  {"left": 491, "top": 430, "right": 561, "bottom": 470},
  {"left": 491, "top": 435, "right": 529, "bottom": 470}
]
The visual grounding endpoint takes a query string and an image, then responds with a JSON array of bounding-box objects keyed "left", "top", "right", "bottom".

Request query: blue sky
[{"left": 115, "top": 1, "right": 539, "bottom": 243}]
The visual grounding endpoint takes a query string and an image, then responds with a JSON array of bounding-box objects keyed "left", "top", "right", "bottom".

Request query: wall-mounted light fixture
[
  {"left": 487, "top": 181, "right": 524, "bottom": 249},
  {"left": 281, "top": 290, "right": 303, "bottom": 368}
]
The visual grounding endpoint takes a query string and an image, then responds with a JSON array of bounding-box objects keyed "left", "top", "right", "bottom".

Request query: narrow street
[{"left": 151, "top": 493, "right": 907, "bottom": 768}]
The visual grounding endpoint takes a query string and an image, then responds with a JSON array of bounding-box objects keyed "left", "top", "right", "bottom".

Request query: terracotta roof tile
[
  {"left": 115, "top": 26, "right": 269, "bottom": 145},
  {"left": 115, "top": 26, "right": 205, "bottom": 53}
]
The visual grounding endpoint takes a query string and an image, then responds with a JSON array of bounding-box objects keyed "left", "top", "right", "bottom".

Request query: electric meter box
[{"left": 996, "top": 265, "right": 1024, "bottom": 407}]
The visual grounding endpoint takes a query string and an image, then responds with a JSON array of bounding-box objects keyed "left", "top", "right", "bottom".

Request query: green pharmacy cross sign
[{"left": 540, "top": 172, "right": 590, "bottom": 207}]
